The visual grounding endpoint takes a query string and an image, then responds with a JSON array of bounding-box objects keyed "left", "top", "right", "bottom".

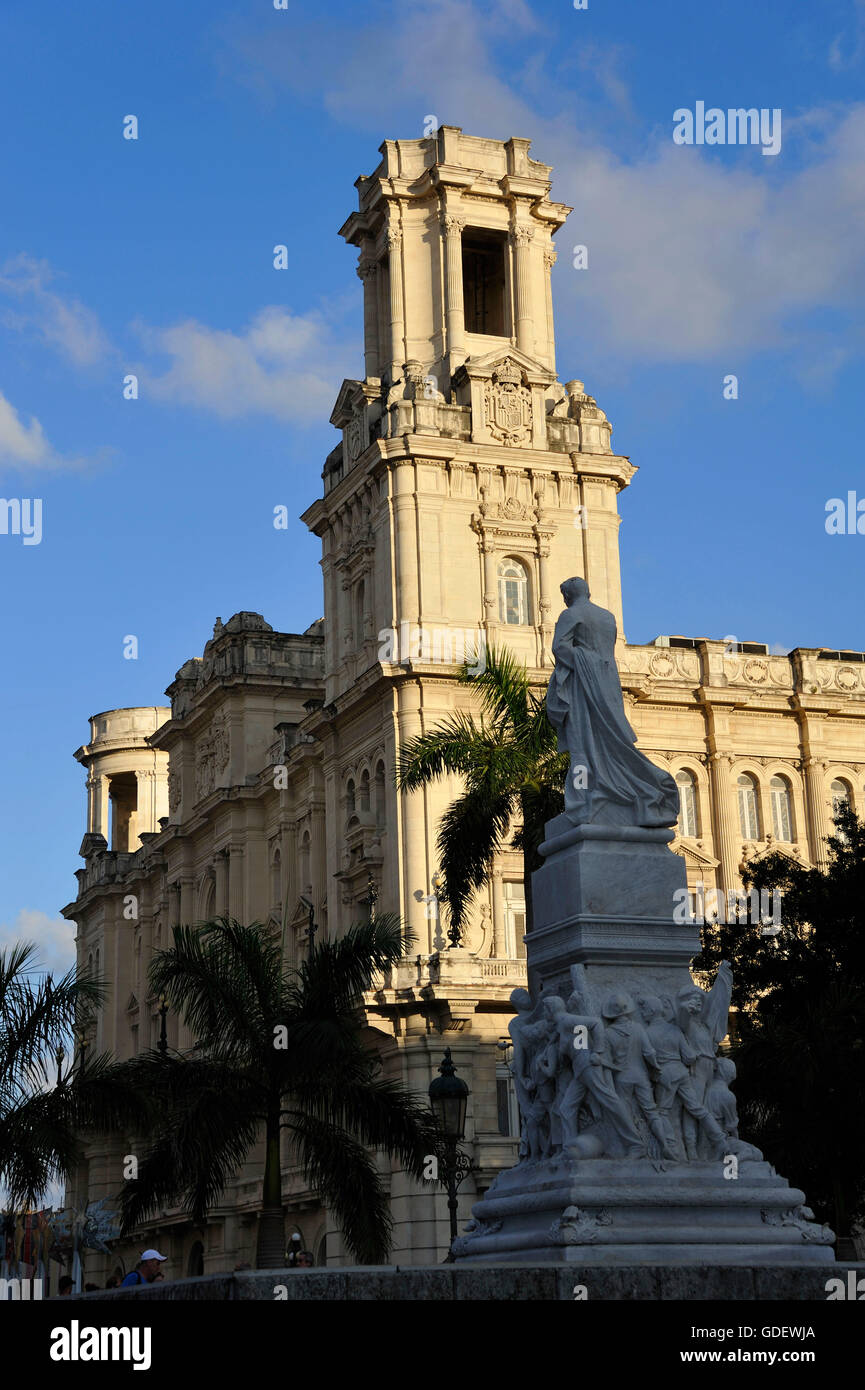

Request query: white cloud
[
  {"left": 224, "top": 0, "right": 865, "bottom": 367},
  {"left": 0, "top": 254, "right": 110, "bottom": 366},
  {"left": 0, "top": 910, "right": 77, "bottom": 980},
  {"left": 0, "top": 390, "right": 53, "bottom": 467},
  {"left": 0, "top": 387, "right": 111, "bottom": 472},
  {"left": 134, "top": 305, "right": 354, "bottom": 422}
]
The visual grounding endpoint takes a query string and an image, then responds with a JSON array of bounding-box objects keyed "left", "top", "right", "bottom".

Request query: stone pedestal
[{"left": 453, "top": 821, "right": 835, "bottom": 1265}]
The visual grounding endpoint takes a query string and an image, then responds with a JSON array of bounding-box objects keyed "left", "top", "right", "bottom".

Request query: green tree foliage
[
  {"left": 115, "top": 916, "right": 439, "bottom": 1267},
  {"left": 396, "top": 646, "right": 567, "bottom": 935},
  {"left": 1, "top": 943, "right": 146, "bottom": 1208},
  {"left": 693, "top": 803, "right": 865, "bottom": 1239}
]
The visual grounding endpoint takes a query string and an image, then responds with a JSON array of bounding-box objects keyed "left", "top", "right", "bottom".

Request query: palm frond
[
  {"left": 284, "top": 1110, "right": 394, "bottom": 1264},
  {"left": 117, "top": 1053, "right": 261, "bottom": 1230},
  {"left": 437, "top": 784, "right": 516, "bottom": 927},
  {"left": 459, "top": 643, "right": 531, "bottom": 733}
]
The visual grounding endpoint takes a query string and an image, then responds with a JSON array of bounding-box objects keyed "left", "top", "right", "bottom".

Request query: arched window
[
  {"left": 375, "top": 761, "right": 386, "bottom": 825},
  {"left": 360, "top": 769, "right": 370, "bottom": 813},
  {"left": 498, "top": 559, "right": 529, "bottom": 626},
  {"left": 831, "top": 778, "right": 852, "bottom": 842},
  {"left": 345, "top": 779, "right": 356, "bottom": 817},
  {"left": 831, "top": 778, "right": 851, "bottom": 815},
  {"left": 737, "top": 773, "right": 760, "bottom": 840},
  {"left": 769, "top": 775, "right": 792, "bottom": 841},
  {"left": 675, "top": 769, "right": 698, "bottom": 838}
]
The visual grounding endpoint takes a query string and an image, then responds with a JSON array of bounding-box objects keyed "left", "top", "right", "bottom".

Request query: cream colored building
[{"left": 63, "top": 128, "right": 865, "bottom": 1279}]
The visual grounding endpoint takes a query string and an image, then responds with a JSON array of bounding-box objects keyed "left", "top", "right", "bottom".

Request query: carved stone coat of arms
[{"left": 484, "top": 361, "right": 532, "bottom": 446}]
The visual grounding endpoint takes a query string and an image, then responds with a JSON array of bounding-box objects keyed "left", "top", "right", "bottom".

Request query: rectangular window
[
  {"left": 496, "top": 1066, "right": 519, "bottom": 1136},
  {"left": 462, "top": 230, "right": 507, "bottom": 336},
  {"left": 496, "top": 1078, "right": 511, "bottom": 1135},
  {"left": 503, "top": 881, "right": 527, "bottom": 958}
]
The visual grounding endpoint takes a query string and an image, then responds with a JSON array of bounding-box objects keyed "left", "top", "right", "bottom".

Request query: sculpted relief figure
[
  {"left": 508, "top": 966, "right": 745, "bottom": 1169},
  {"left": 676, "top": 961, "right": 733, "bottom": 1159},
  {"left": 546, "top": 578, "right": 679, "bottom": 827},
  {"left": 555, "top": 990, "right": 645, "bottom": 1157},
  {"left": 601, "top": 993, "right": 678, "bottom": 1160},
  {"left": 508, "top": 989, "right": 547, "bottom": 1163},
  {"left": 637, "top": 993, "right": 727, "bottom": 1161}
]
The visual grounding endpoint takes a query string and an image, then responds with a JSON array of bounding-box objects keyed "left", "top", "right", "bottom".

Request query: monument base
[{"left": 452, "top": 1156, "right": 835, "bottom": 1265}]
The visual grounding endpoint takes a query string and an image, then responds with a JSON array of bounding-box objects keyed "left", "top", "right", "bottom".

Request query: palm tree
[
  {"left": 116, "top": 915, "right": 440, "bottom": 1268},
  {"left": 1, "top": 943, "right": 146, "bottom": 1210},
  {"left": 396, "top": 645, "right": 567, "bottom": 937}
]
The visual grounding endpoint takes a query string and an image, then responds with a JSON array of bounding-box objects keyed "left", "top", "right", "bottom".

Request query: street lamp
[{"left": 428, "top": 1048, "right": 472, "bottom": 1262}]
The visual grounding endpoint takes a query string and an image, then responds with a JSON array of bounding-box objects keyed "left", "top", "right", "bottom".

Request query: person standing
[{"left": 120, "top": 1249, "right": 167, "bottom": 1287}]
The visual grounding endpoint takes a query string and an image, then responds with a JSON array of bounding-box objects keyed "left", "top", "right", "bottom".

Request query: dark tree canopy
[{"left": 693, "top": 803, "right": 865, "bottom": 1238}]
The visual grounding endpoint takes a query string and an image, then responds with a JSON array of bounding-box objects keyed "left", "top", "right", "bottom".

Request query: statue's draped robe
[{"left": 547, "top": 598, "right": 679, "bottom": 827}]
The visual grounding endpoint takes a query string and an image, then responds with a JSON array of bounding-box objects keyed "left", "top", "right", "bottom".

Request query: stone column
[
  {"left": 215, "top": 849, "right": 229, "bottom": 917},
  {"left": 310, "top": 807, "right": 327, "bottom": 937},
  {"left": 803, "top": 758, "right": 830, "bottom": 868},
  {"left": 490, "top": 868, "right": 505, "bottom": 958},
  {"left": 88, "top": 774, "right": 110, "bottom": 838},
  {"left": 441, "top": 214, "right": 466, "bottom": 366},
  {"left": 396, "top": 685, "right": 428, "bottom": 949},
  {"left": 511, "top": 224, "right": 535, "bottom": 356},
  {"left": 709, "top": 752, "right": 739, "bottom": 894},
  {"left": 543, "top": 247, "right": 557, "bottom": 372},
  {"left": 480, "top": 536, "right": 496, "bottom": 641},
  {"left": 358, "top": 259, "right": 379, "bottom": 380},
  {"left": 229, "top": 846, "right": 245, "bottom": 922},
  {"left": 135, "top": 769, "right": 156, "bottom": 835},
  {"left": 392, "top": 460, "right": 418, "bottom": 630},
  {"left": 757, "top": 778, "right": 773, "bottom": 846},
  {"left": 282, "top": 823, "right": 297, "bottom": 960},
  {"left": 386, "top": 226, "right": 405, "bottom": 383},
  {"left": 537, "top": 541, "right": 553, "bottom": 666}
]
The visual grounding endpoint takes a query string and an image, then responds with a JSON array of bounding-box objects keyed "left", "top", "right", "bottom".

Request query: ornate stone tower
[
  {"left": 302, "top": 128, "right": 635, "bottom": 959},
  {"left": 74, "top": 708, "right": 170, "bottom": 855},
  {"left": 306, "top": 126, "right": 632, "bottom": 693},
  {"left": 296, "top": 132, "right": 644, "bottom": 1261}
]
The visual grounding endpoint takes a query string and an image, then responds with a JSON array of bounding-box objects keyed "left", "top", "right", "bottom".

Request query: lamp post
[{"left": 428, "top": 1048, "right": 472, "bottom": 1262}]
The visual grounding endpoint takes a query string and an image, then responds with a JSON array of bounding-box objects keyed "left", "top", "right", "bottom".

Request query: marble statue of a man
[{"left": 546, "top": 577, "right": 679, "bottom": 827}]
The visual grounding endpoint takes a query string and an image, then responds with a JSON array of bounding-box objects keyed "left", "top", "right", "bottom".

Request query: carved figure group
[{"left": 508, "top": 962, "right": 749, "bottom": 1165}]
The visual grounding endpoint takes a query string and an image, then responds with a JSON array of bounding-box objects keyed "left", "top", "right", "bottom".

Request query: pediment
[
  {"left": 329, "top": 378, "right": 365, "bottom": 428},
  {"left": 456, "top": 347, "right": 555, "bottom": 384},
  {"left": 745, "top": 840, "right": 808, "bottom": 869},
  {"left": 673, "top": 840, "right": 720, "bottom": 871},
  {"left": 125, "top": 993, "right": 138, "bottom": 1013}
]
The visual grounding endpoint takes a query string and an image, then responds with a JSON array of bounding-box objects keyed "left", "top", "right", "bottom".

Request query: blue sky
[{"left": 1, "top": 0, "right": 863, "bottom": 974}]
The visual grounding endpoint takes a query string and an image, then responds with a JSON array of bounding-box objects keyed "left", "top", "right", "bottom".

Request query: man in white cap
[{"left": 120, "top": 1249, "right": 167, "bottom": 1287}]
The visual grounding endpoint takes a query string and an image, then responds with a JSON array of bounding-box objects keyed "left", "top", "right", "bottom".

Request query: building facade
[{"left": 62, "top": 128, "right": 865, "bottom": 1280}]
